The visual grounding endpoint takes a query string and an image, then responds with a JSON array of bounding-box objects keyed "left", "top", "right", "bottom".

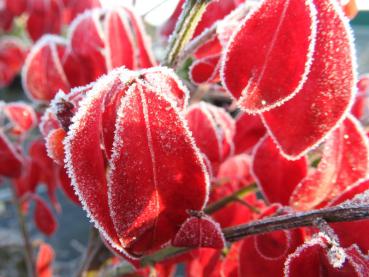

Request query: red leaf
[
  {"left": 221, "top": 0, "right": 317, "bottom": 112},
  {"left": 69, "top": 10, "right": 107, "bottom": 81},
  {"left": 63, "top": 0, "right": 100, "bottom": 23},
  {"left": 290, "top": 115, "right": 369, "bottom": 210},
  {"left": 0, "top": 8, "right": 14, "bottom": 32},
  {"left": 329, "top": 179, "right": 369, "bottom": 252},
  {"left": 64, "top": 72, "right": 121, "bottom": 251},
  {"left": 58, "top": 167, "right": 80, "bottom": 205},
  {"left": 45, "top": 128, "right": 66, "bottom": 165},
  {"left": 33, "top": 195, "right": 58, "bottom": 236},
  {"left": 186, "top": 248, "right": 222, "bottom": 277},
  {"left": 252, "top": 136, "right": 308, "bottom": 205},
  {"left": 172, "top": 215, "right": 225, "bottom": 249},
  {"left": 190, "top": 55, "right": 221, "bottom": 85},
  {"left": 239, "top": 206, "right": 305, "bottom": 277},
  {"left": 63, "top": 67, "right": 207, "bottom": 257},
  {"left": 105, "top": 10, "right": 135, "bottom": 70},
  {"left": 22, "top": 36, "right": 70, "bottom": 101},
  {"left": 26, "top": 0, "right": 63, "bottom": 41},
  {"left": 233, "top": 112, "right": 266, "bottom": 154},
  {"left": 123, "top": 7, "right": 156, "bottom": 68},
  {"left": 0, "top": 37, "right": 27, "bottom": 88},
  {"left": 186, "top": 103, "right": 235, "bottom": 173},
  {"left": 345, "top": 245, "right": 369, "bottom": 274},
  {"left": 3, "top": 102, "right": 37, "bottom": 135},
  {"left": 216, "top": 154, "right": 253, "bottom": 191},
  {"left": 221, "top": 242, "right": 241, "bottom": 277},
  {"left": 211, "top": 154, "right": 260, "bottom": 228},
  {"left": 284, "top": 235, "right": 361, "bottom": 277},
  {"left": 351, "top": 75, "right": 369, "bottom": 119},
  {"left": 107, "top": 81, "right": 208, "bottom": 255},
  {"left": 29, "top": 139, "right": 61, "bottom": 211},
  {"left": 262, "top": 0, "right": 357, "bottom": 159},
  {"left": 36, "top": 242, "right": 54, "bottom": 277},
  {"left": 5, "top": 0, "right": 27, "bottom": 16},
  {"left": 0, "top": 131, "right": 23, "bottom": 178},
  {"left": 141, "top": 67, "right": 189, "bottom": 111}
]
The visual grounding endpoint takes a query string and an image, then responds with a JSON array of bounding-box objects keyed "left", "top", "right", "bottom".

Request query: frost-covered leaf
[
  {"left": 26, "top": 0, "right": 63, "bottom": 41},
  {"left": 284, "top": 234, "right": 361, "bottom": 277},
  {"left": 221, "top": 0, "right": 317, "bottom": 112},
  {"left": 290, "top": 115, "right": 369, "bottom": 210},
  {"left": 3, "top": 102, "right": 37, "bottom": 135},
  {"left": 105, "top": 10, "right": 135, "bottom": 70},
  {"left": 262, "top": 0, "right": 357, "bottom": 159},
  {"left": 123, "top": 6, "right": 156, "bottom": 68},
  {"left": 252, "top": 136, "right": 308, "bottom": 205},
  {"left": 63, "top": 67, "right": 207, "bottom": 256},
  {"left": 69, "top": 9, "right": 107, "bottom": 81},
  {"left": 108, "top": 82, "right": 208, "bottom": 255},
  {"left": 33, "top": 195, "right": 58, "bottom": 236},
  {"left": 172, "top": 215, "right": 225, "bottom": 249},
  {"left": 141, "top": 67, "right": 189, "bottom": 111},
  {"left": 64, "top": 73, "right": 121, "bottom": 250},
  {"left": 22, "top": 35, "right": 70, "bottom": 101}
]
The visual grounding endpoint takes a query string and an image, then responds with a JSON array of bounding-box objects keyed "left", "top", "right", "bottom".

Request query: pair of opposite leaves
[{"left": 222, "top": 0, "right": 356, "bottom": 160}]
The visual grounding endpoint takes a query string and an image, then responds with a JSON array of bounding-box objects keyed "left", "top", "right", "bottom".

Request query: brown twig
[
  {"left": 223, "top": 204, "right": 369, "bottom": 241},
  {"left": 106, "top": 202, "right": 369, "bottom": 276}
]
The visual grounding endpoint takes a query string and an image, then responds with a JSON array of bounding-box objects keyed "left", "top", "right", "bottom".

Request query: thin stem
[
  {"left": 75, "top": 227, "right": 101, "bottom": 277},
  {"left": 204, "top": 183, "right": 257, "bottom": 214},
  {"left": 11, "top": 185, "right": 36, "bottom": 277},
  {"left": 163, "top": 0, "right": 210, "bottom": 68},
  {"left": 177, "top": 0, "right": 259, "bottom": 67},
  {"left": 106, "top": 203, "right": 369, "bottom": 276},
  {"left": 223, "top": 204, "right": 369, "bottom": 241}
]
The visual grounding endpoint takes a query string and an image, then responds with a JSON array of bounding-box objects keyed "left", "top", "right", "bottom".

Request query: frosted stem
[{"left": 163, "top": 0, "right": 210, "bottom": 68}]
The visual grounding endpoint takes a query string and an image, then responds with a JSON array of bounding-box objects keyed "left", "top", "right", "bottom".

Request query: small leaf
[
  {"left": 33, "top": 195, "right": 58, "bottom": 236},
  {"left": 36, "top": 242, "right": 54, "bottom": 277},
  {"left": 172, "top": 215, "right": 225, "bottom": 249}
]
